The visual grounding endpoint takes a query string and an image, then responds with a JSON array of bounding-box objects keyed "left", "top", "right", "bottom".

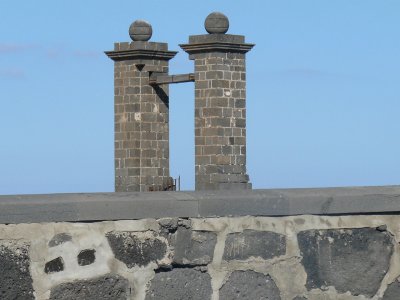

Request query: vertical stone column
[
  {"left": 106, "top": 20, "right": 177, "bottom": 192},
  {"left": 180, "top": 12, "right": 254, "bottom": 190}
]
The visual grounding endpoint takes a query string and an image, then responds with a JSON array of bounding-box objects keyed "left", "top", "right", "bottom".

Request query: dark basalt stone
[
  {"left": 50, "top": 274, "right": 129, "bottom": 300},
  {"left": 0, "top": 242, "right": 34, "bottom": 299},
  {"left": 382, "top": 278, "right": 400, "bottom": 299},
  {"left": 45, "top": 257, "right": 64, "bottom": 274},
  {"left": 106, "top": 231, "right": 167, "bottom": 268},
  {"left": 298, "top": 228, "right": 393, "bottom": 297},
  {"left": 77, "top": 249, "right": 96, "bottom": 266},
  {"left": 223, "top": 229, "right": 286, "bottom": 260},
  {"left": 171, "top": 227, "right": 217, "bottom": 266},
  {"left": 145, "top": 268, "right": 212, "bottom": 300},
  {"left": 48, "top": 233, "right": 72, "bottom": 247},
  {"left": 219, "top": 270, "right": 281, "bottom": 300}
]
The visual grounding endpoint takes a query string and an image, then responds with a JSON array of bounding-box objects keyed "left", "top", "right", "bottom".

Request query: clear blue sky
[{"left": 0, "top": 1, "right": 399, "bottom": 194}]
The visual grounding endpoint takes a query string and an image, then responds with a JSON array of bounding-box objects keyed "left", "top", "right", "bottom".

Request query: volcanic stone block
[
  {"left": 382, "top": 278, "right": 400, "bottom": 299},
  {"left": 298, "top": 228, "right": 393, "bottom": 297},
  {"left": 106, "top": 231, "right": 167, "bottom": 268},
  {"left": 145, "top": 268, "right": 212, "bottom": 300},
  {"left": 50, "top": 274, "right": 129, "bottom": 300},
  {"left": 0, "top": 241, "right": 34, "bottom": 299},
  {"left": 77, "top": 249, "right": 96, "bottom": 266},
  {"left": 219, "top": 270, "right": 281, "bottom": 300},
  {"left": 172, "top": 227, "right": 217, "bottom": 265},
  {"left": 158, "top": 218, "right": 179, "bottom": 234},
  {"left": 223, "top": 230, "right": 286, "bottom": 260},
  {"left": 45, "top": 257, "right": 64, "bottom": 274},
  {"left": 48, "top": 233, "right": 72, "bottom": 247}
]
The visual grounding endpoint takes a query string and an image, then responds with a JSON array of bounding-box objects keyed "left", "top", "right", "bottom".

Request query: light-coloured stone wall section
[{"left": 1, "top": 215, "right": 400, "bottom": 299}]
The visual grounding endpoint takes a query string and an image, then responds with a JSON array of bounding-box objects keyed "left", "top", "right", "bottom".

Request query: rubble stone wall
[{"left": 2, "top": 214, "right": 400, "bottom": 300}]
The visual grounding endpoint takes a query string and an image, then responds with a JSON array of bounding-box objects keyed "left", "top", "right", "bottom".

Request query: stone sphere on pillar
[
  {"left": 204, "top": 12, "right": 229, "bottom": 34},
  {"left": 129, "top": 20, "right": 153, "bottom": 41}
]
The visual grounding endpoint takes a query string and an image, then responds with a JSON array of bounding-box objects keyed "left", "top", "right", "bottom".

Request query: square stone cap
[
  {"left": 189, "top": 34, "right": 245, "bottom": 44},
  {"left": 114, "top": 41, "right": 169, "bottom": 51},
  {"left": 180, "top": 34, "right": 254, "bottom": 55},
  {"left": 105, "top": 41, "right": 177, "bottom": 61}
]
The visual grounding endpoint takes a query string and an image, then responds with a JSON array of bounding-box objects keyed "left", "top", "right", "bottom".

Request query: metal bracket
[{"left": 149, "top": 72, "right": 195, "bottom": 85}]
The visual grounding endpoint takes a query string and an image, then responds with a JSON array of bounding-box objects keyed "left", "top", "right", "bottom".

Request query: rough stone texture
[
  {"left": 158, "top": 217, "right": 179, "bottom": 233},
  {"left": 292, "top": 297, "right": 307, "bottom": 300},
  {"left": 44, "top": 257, "right": 64, "bottom": 274},
  {"left": 298, "top": 228, "right": 393, "bottom": 297},
  {"left": 106, "top": 231, "right": 167, "bottom": 267},
  {"left": 171, "top": 227, "right": 217, "bottom": 265},
  {"left": 181, "top": 35, "right": 253, "bottom": 190},
  {"left": 0, "top": 241, "right": 34, "bottom": 299},
  {"left": 382, "top": 278, "right": 400, "bottom": 299},
  {"left": 77, "top": 249, "right": 96, "bottom": 266},
  {"left": 223, "top": 229, "right": 286, "bottom": 260},
  {"left": 2, "top": 206, "right": 400, "bottom": 299},
  {"left": 49, "top": 274, "right": 129, "bottom": 300},
  {"left": 48, "top": 233, "right": 72, "bottom": 247},
  {"left": 145, "top": 268, "right": 212, "bottom": 300},
  {"left": 107, "top": 41, "right": 176, "bottom": 192},
  {"left": 219, "top": 270, "right": 281, "bottom": 300}
]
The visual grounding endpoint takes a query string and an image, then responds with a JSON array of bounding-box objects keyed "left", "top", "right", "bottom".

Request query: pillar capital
[
  {"left": 105, "top": 41, "right": 177, "bottom": 62},
  {"left": 180, "top": 34, "right": 254, "bottom": 59},
  {"left": 180, "top": 11, "right": 254, "bottom": 59},
  {"left": 105, "top": 19, "right": 177, "bottom": 62}
]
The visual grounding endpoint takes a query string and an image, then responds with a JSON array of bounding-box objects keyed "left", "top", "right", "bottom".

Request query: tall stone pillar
[
  {"left": 106, "top": 20, "right": 177, "bottom": 192},
  {"left": 181, "top": 12, "right": 254, "bottom": 190}
]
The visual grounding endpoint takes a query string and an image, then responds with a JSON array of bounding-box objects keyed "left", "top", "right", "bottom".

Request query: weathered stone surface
[
  {"left": 50, "top": 274, "right": 128, "bottom": 300},
  {"left": 158, "top": 218, "right": 179, "bottom": 233},
  {"left": 204, "top": 12, "right": 229, "bottom": 34},
  {"left": 172, "top": 227, "right": 217, "bottom": 265},
  {"left": 292, "top": 297, "right": 307, "bottom": 300},
  {"left": 106, "top": 231, "right": 167, "bottom": 267},
  {"left": 3, "top": 186, "right": 400, "bottom": 224},
  {"left": 145, "top": 268, "right": 212, "bottom": 300},
  {"left": 298, "top": 228, "right": 393, "bottom": 297},
  {"left": 382, "top": 278, "right": 400, "bottom": 299},
  {"left": 45, "top": 257, "right": 64, "bottom": 274},
  {"left": 223, "top": 229, "right": 286, "bottom": 260},
  {"left": 219, "top": 270, "right": 281, "bottom": 300},
  {"left": 49, "top": 233, "right": 72, "bottom": 247},
  {"left": 78, "top": 249, "right": 96, "bottom": 266},
  {"left": 0, "top": 241, "right": 34, "bottom": 299}
]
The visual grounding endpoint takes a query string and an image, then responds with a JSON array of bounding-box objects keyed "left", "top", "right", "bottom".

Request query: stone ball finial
[
  {"left": 129, "top": 20, "right": 152, "bottom": 41},
  {"left": 204, "top": 12, "right": 229, "bottom": 34}
]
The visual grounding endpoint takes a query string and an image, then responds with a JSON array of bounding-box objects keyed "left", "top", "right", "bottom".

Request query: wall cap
[{"left": 1, "top": 185, "right": 400, "bottom": 224}]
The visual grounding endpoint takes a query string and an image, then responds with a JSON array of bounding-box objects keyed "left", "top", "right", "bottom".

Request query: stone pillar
[
  {"left": 180, "top": 12, "right": 254, "bottom": 190},
  {"left": 106, "top": 20, "right": 177, "bottom": 192}
]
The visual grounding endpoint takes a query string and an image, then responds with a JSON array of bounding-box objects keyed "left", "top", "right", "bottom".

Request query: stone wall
[
  {"left": 1, "top": 186, "right": 400, "bottom": 299},
  {"left": 1, "top": 214, "right": 400, "bottom": 299}
]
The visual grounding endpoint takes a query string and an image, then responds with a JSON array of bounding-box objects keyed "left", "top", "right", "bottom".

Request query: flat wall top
[{"left": 1, "top": 186, "right": 400, "bottom": 224}]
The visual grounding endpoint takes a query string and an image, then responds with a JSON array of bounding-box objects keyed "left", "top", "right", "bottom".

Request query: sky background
[{"left": 0, "top": 1, "right": 399, "bottom": 194}]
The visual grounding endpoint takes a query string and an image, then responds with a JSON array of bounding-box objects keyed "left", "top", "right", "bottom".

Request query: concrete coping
[{"left": 0, "top": 185, "right": 400, "bottom": 224}]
